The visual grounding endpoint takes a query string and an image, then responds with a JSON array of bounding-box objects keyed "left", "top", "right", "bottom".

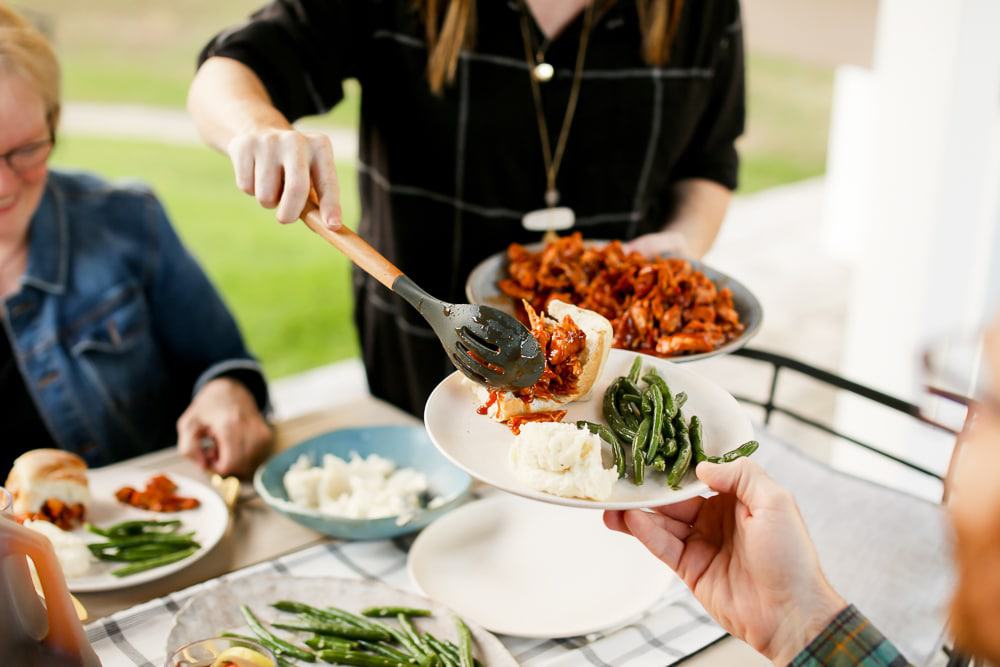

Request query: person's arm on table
[
  {"left": 137, "top": 193, "right": 272, "bottom": 477},
  {"left": 605, "top": 459, "right": 911, "bottom": 666}
]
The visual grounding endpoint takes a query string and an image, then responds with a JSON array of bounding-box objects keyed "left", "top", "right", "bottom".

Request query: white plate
[
  {"left": 424, "top": 348, "right": 756, "bottom": 510},
  {"left": 408, "top": 494, "right": 674, "bottom": 638},
  {"left": 66, "top": 469, "right": 227, "bottom": 593},
  {"left": 166, "top": 575, "right": 517, "bottom": 666}
]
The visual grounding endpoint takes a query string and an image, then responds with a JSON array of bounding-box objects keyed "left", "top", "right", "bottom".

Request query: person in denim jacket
[{"left": 0, "top": 6, "right": 271, "bottom": 477}]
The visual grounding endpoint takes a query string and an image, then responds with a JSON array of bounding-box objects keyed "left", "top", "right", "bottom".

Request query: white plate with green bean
[
  {"left": 66, "top": 469, "right": 227, "bottom": 593},
  {"left": 166, "top": 575, "right": 517, "bottom": 666},
  {"left": 424, "top": 348, "right": 757, "bottom": 510}
]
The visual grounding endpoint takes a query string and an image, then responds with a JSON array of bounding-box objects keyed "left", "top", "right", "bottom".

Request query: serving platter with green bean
[
  {"left": 579, "top": 355, "right": 759, "bottom": 491},
  {"left": 224, "top": 600, "right": 481, "bottom": 667}
]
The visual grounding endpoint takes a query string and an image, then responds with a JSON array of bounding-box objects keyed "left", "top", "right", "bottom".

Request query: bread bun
[
  {"left": 5, "top": 449, "right": 90, "bottom": 515},
  {"left": 469, "top": 300, "right": 613, "bottom": 421}
]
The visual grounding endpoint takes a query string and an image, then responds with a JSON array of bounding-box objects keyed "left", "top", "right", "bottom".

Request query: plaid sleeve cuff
[{"left": 790, "top": 605, "right": 911, "bottom": 667}]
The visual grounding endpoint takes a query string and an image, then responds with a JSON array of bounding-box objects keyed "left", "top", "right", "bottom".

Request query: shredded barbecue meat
[
  {"left": 476, "top": 304, "right": 587, "bottom": 432},
  {"left": 498, "top": 232, "right": 744, "bottom": 357},
  {"left": 514, "top": 302, "right": 586, "bottom": 403},
  {"left": 15, "top": 499, "right": 86, "bottom": 530},
  {"left": 506, "top": 410, "right": 568, "bottom": 435},
  {"left": 116, "top": 474, "right": 200, "bottom": 512}
]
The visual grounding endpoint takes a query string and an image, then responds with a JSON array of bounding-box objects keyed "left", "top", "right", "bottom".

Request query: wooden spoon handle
[{"left": 299, "top": 199, "right": 402, "bottom": 290}]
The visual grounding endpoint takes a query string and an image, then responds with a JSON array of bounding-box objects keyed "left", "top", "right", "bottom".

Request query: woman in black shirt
[{"left": 189, "top": 0, "right": 744, "bottom": 416}]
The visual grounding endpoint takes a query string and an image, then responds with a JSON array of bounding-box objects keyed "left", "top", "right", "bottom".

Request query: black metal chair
[{"left": 728, "top": 347, "right": 971, "bottom": 667}]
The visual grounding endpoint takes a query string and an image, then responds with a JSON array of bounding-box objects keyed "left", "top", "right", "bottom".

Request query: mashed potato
[
  {"left": 22, "top": 519, "right": 92, "bottom": 578},
  {"left": 509, "top": 422, "right": 618, "bottom": 501},
  {"left": 283, "top": 452, "right": 428, "bottom": 519}
]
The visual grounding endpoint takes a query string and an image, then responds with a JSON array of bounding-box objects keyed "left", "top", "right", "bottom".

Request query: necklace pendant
[
  {"left": 532, "top": 62, "right": 554, "bottom": 83},
  {"left": 544, "top": 188, "right": 560, "bottom": 207},
  {"left": 522, "top": 206, "right": 575, "bottom": 233}
]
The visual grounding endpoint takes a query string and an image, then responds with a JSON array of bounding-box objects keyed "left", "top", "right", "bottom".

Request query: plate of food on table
[
  {"left": 165, "top": 574, "right": 517, "bottom": 666},
  {"left": 424, "top": 298, "right": 758, "bottom": 509},
  {"left": 465, "top": 232, "right": 763, "bottom": 361},
  {"left": 5, "top": 449, "right": 227, "bottom": 592}
]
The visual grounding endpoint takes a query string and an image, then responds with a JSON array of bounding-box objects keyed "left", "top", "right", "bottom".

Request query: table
[{"left": 80, "top": 394, "right": 768, "bottom": 666}]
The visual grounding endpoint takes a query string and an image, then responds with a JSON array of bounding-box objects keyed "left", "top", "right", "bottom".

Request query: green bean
[
  {"left": 85, "top": 523, "right": 111, "bottom": 537},
  {"left": 306, "top": 636, "right": 358, "bottom": 651},
  {"left": 383, "top": 625, "right": 426, "bottom": 663},
  {"left": 576, "top": 421, "right": 625, "bottom": 478},
  {"left": 357, "top": 641, "right": 419, "bottom": 664},
  {"left": 667, "top": 431, "right": 693, "bottom": 490},
  {"left": 397, "top": 614, "right": 437, "bottom": 661},
  {"left": 89, "top": 532, "right": 197, "bottom": 549},
  {"left": 273, "top": 621, "right": 392, "bottom": 641},
  {"left": 106, "top": 519, "right": 182, "bottom": 536},
  {"left": 439, "top": 643, "right": 483, "bottom": 667},
  {"left": 454, "top": 617, "right": 475, "bottom": 667},
  {"left": 110, "top": 546, "right": 197, "bottom": 577},
  {"left": 661, "top": 411, "right": 675, "bottom": 439},
  {"left": 652, "top": 455, "right": 667, "bottom": 472},
  {"left": 603, "top": 380, "right": 635, "bottom": 441},
  {"left": 662, "top": 437, "right": 677, "bottom": 459},
  {"left": 362, "top": 606, "right": 432, "bottom": 618},
  {"left": 674, "top": 391, "right": 688, "bottom": 410},
  {"left": 274, "top": 601, "right": 377, "bottom": 632},
  {"left": 689, "top": 415, "right": 707, "bottom": 463},
  {"left": 620, "top": 377, "right": 643, "bottom": 398},
  {"left": 274, "top": 601, "right": 360, "bottom": 625},
  {"left": 93, "top": 544, "right": 180, "bottom": 562},
  {"left": 316, "top": 649, "right": 409, "bottom": 667},
  {"left": 241, "top": 605, "right": 316, "bottom": 662},
  {"left": 424, "top": 637, "right": 460, "bottom": 667},
  {"left": 706, "top": 440, "right": 760, "bottom": 463},
  {"left": 631, "top": 416, "right": 652, "bottom": 485},
  {"left": 627, "top": 355, "right": 643, "bottom": 384},
  {"left": 645, "top": 386, "right": 665, "bottom": 464},
  {"left": 643, "top": 369, "right": 676, "bottom": 418},
  {"left": 620, "top": 403, "right": 640, "bottom": 431},
  {"left": 618, "top": 393, "right": 643, "bottom": 409},
  {"left": 640, "top": 391, "right": 653, "bottom": 416}
]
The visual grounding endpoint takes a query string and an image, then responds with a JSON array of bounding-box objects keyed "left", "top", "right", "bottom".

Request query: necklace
[{"left": 518, "top": 0, "right": 595, "bottom": 235}]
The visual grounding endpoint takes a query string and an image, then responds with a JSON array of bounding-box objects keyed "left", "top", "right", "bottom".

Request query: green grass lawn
[{"left": 51, "top": 137, "right": 362, "bottom": 379}]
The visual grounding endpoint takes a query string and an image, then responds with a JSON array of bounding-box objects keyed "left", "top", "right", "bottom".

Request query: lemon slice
[{"left": 211, "top": 646, "right": 275, "bottom": 667}]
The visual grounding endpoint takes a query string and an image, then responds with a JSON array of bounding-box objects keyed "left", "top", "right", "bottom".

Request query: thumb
[
  {"left": 696, "top": 458, "right": 775, "bottom": 510},
  {"left": 177, "top": 415, "right": 209, "bottom": 467}
]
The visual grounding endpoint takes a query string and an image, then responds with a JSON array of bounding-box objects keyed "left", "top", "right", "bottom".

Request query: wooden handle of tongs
[{"left": 299, "top": 199, "right": 403, "bottom": 290}]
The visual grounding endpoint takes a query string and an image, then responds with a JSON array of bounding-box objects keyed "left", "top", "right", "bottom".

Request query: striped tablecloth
[{"left": 86, "top": 536, "right": 725, "bottom": 667}]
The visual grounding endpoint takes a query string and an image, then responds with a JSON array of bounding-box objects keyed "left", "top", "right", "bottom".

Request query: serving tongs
[{"left": 300, "top": 202, "right": 544, "bottom": 389}]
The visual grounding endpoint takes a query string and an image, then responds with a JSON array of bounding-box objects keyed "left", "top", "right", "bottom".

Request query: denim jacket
[{"left": 2, "top": 170, "right": 267, "bottom": 467}]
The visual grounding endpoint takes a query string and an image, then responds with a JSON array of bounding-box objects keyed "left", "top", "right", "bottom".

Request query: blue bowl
[{"left": 254, "top": 425, "right": 472, "bottom": 541}]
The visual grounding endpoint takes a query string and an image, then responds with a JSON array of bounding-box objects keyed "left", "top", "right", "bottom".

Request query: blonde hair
[
  {"left": 0, "top": 4, "right": 61, "bottom": 135},
  {"left": 416, "top": 0, "right": 684, "bottom": 94}
]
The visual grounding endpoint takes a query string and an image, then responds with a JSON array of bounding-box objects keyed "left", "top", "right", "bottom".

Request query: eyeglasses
[{"left": 0, "top": 138, "right": 54, "bottom": 174}]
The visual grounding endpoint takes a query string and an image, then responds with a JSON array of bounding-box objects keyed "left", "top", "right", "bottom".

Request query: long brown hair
[{"left": 416, "top": 0, "right": 684, "bottom": 94}]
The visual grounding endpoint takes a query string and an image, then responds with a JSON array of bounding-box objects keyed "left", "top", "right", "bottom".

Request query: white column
[{"left": 828, "top": 0, "right": 1000, "bottom": 496}]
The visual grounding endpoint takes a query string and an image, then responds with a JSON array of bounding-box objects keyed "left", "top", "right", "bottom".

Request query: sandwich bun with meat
[
  {"left": 469, "top": 300, "right": 613, "bottom": 421},
  {"left": 5, "top": 449, "right": 90, "bottom": 528}
]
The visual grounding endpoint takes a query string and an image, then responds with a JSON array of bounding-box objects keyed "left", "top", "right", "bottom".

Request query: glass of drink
[{"left": 165, "top": 637, "right": 276, "bottom": 667}]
